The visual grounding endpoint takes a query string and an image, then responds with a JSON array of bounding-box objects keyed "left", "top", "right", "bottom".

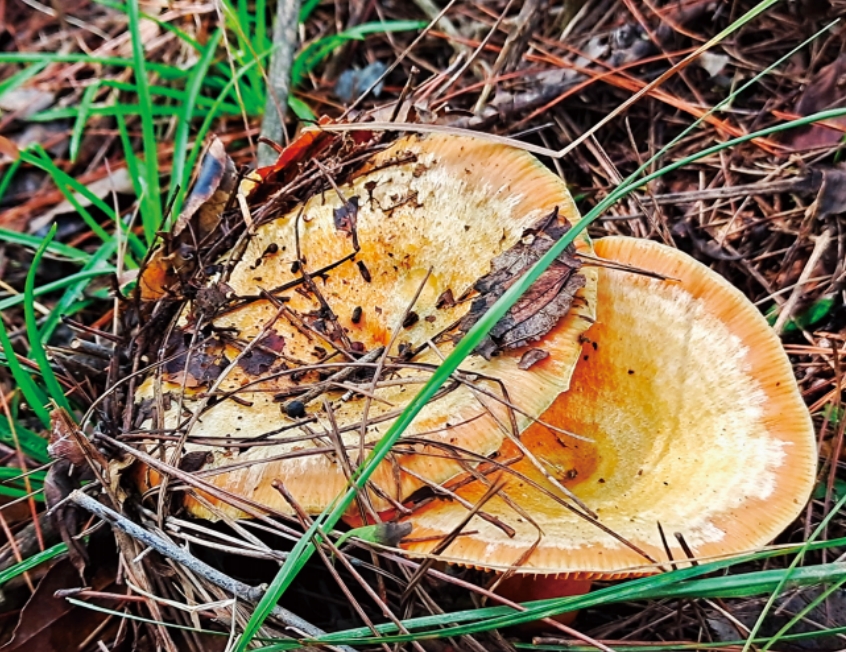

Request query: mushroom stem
[
  {"left": 496, "top": 575, "right": 592, "bottom": 627},
  {"left": 341, "top": 508, "right": 400, "bottom": 529}
]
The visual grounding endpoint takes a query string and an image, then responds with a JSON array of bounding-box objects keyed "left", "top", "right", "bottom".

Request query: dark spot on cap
[
  {"left": 357, "top": 260, "right": 372, "bottom": 283},
  {"left": 628, "top": 369, "right": 635, "bottom": 375},
  {"left": 403, "top": 312, "right": 420, "bottom": 329}
]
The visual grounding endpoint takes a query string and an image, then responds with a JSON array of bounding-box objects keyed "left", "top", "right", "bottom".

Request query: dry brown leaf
[
  {"left": 1, "top": 557, "right": 115, "bottom": 652},
  {"left": 138, "top": 136, "right": 236, "bottom": 301},
  {"left": 784, "top": 54, "right": 846, "bottom": 151},
  {"left": 456, "top": 208, "right": 585, "bottom": 360}
]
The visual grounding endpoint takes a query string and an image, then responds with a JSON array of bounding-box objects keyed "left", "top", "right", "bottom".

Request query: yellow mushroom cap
[
  {"left": 134, "top": 134, "right": 597, "bottom": 519},
  {"left": 400, "top": 236, "right": 817, "bottom": 577}
]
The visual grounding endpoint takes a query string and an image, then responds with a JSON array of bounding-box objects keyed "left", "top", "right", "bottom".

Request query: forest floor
[{"left": 0, "top": 0, "right": 845, "bottom": 650}]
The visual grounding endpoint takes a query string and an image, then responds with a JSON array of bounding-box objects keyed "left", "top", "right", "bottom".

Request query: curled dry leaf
[
  {"left": 456, "top": 208, "right": 586, "bottom": 360},
  {"left": 48, "top": 407, "right": 85, "bottom": 466},
  {"left": 784, "top": 54, "right": 846, "bottom": 151},
  {"left": 3, "top": 557, "right": 117, "bottom": 652},
  {"left": 0, "top": 135, "right": 20, "bottom": 162},
  {"left": 138, "top": 136, "right": 237, "bottom": 301}
]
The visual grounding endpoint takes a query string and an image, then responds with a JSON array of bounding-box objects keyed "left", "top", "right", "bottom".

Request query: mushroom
[
  {"left": 398, "top": 236, "right": 816, "bottom": 607},
  {"left": 134, "top": 134, "right": 598, "bottom": 520}
]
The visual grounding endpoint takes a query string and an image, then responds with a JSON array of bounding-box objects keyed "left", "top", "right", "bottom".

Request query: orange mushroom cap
[
  {"left": 399, "top": 236, "right": 817, "bottom": 577},
  {"left": 134, "top": 134, "right": 597, "bottom": 519}
]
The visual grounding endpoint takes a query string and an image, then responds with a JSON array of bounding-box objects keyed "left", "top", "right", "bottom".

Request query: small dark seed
[
  {"left": 291, "top": 261, "right": 301, "bottom": 273},
  {"left": 285, "top": 400, "right": 306, "bottom": 419},
  {"left": 351, "top": 306, "right": 362, "bottom": 324}
]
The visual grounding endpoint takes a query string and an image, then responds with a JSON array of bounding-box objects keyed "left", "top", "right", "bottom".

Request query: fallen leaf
[
  {"left": 237, "top": 331, "right": 287, "bottom": 376},
  {"left": 0, "top": 87, "right": 55, "bottom": 118},
  {"left": 48, "top": 407, "right": 85, "bottom": 467},
  {"left": 2, "top": 556, "right": 116, "bottom": 652},
  {"left": 518, "top": 348, "right": 550, "bottom": 370},
  {"left": 43, "top": 459, "right": 88, "bottom": 576},
  {"left": 138, "top": 136, "right": 236, "bottom": 301},
  {"left": 27, "top": 168, "right": 135, "bottom": 234},
  {"left": 697, "top": 52, "right": 730, "bottom": 77},
  {"left": 253, "top": 116, "right": 335, "bottom": 182},
  {"left": 162, "top": 335, "right": 229, "bottom": 389},
  {"left": 784, "top": 54, "right": 846, "bottom": 151},
  {"left": 456, "top": 208, "right": 585, "bottom": 360},
  {"left": 0, "top": 135, "right": 20, "bottom": 162},
  {"left": 333, "top": 196, "right": 360, "bottom": 235},
  {"left": 334, "top": 61, "right": 388, "bottom": 103},
  {"left": 172, "top": 136, "right": 237, "bottom": 241}
]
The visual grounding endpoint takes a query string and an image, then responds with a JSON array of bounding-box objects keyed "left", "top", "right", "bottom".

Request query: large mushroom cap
[
  {"left": 400, "top": 236, "right": 817, "bottom": 577},
  {"left": 134, "top": 134, "right": 597, "bottom": 519}
]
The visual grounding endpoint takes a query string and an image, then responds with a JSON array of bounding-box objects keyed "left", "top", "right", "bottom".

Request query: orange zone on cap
[
  {"left": 399, "top": 236, "right": 816, "bottom": 578},
  {"left": 134, "top": 134, "right": 597, "bottom": 519}
]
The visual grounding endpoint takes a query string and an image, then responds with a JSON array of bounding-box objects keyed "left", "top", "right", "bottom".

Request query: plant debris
[{"left": 457, "top": 208, "right": 586, "bottom": 360}]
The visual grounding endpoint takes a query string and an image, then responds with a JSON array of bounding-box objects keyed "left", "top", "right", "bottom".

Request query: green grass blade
[
  {"left": 182, "top": 49, "right": 273, "bottom": 195},
  {"left": 168, "top": 29, "right": 223, "bottom": 219},
  {"left": 23, "top": 224, "right": 73, "bottom": 414},
  {"left": 69, "top": 82, "right": 100, "bottom": 163},
  {"left": 0, "top": 156, "right": 23, "bottom": 201},
  {"left": 0, "top": 60, "right": 49, "bottom": 97},
  {"left": 116, "top": 112, "right": 145, "bottom": 210},
  {"left": 0, "top": 228, "right": 93, "bottom": 264},
  {"left": 0, "top": 53, "right": 187, "bottom": 80},
  {"left": 219, "top": 0, "right": 264, "bottom": 98},
  {"left": 294, "top": 552, "right": 846, "bottom": 647},
  {"left": 127, "top": 0, "right": 163, "bottom": 244},
  {"left": 0, "top": 542, "right": 68, "bottom": 586},
  {"left": 291, "top": 20, "right": 426, "bottom": 87},
  {"left": 261, "top": 561, "right": 846, "bottom": 649},
  {"left": 0, "top": 269, "right": 114, "bottom": 314},
  {"left": 0, "top": 416, "right": 49, "bottom": 464},
  {"left": 40, "top": 239, "right": 117, "bottom": 342},
  {"left": 21, "top": 145, "right": 136, "bottom": 253},
  {"left": 28, "top": 103, "right": 231, "bottom": 121},
  {"left": 287, "top": 95, "right": 317, "bottom": 121},
  {"left": 255, "top": 0, "right": 268, "bottom": 50},
  {"left": 299, "top": 0, "right": 321, "bottom": 23},
  {"left": 0, "top": 468, "right": 47, "bottom": 501},
  {"left": 0, "top": 319, "right": 51, "bottom": 427},
  {"left": 64, "top": 597, "right": 229, "bottom": 636}
]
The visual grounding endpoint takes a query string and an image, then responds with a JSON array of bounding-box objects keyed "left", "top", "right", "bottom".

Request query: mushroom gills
[{"left": 400, "top": 236, "right": 816, "bottom": 582}]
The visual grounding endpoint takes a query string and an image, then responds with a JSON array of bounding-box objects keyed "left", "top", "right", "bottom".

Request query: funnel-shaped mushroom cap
[
  {"left": 134, "top": 134, "right": 597, "bottom": 519},
  {"left": 400, "top": 236, "right": 816, "bottom": 577}
]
